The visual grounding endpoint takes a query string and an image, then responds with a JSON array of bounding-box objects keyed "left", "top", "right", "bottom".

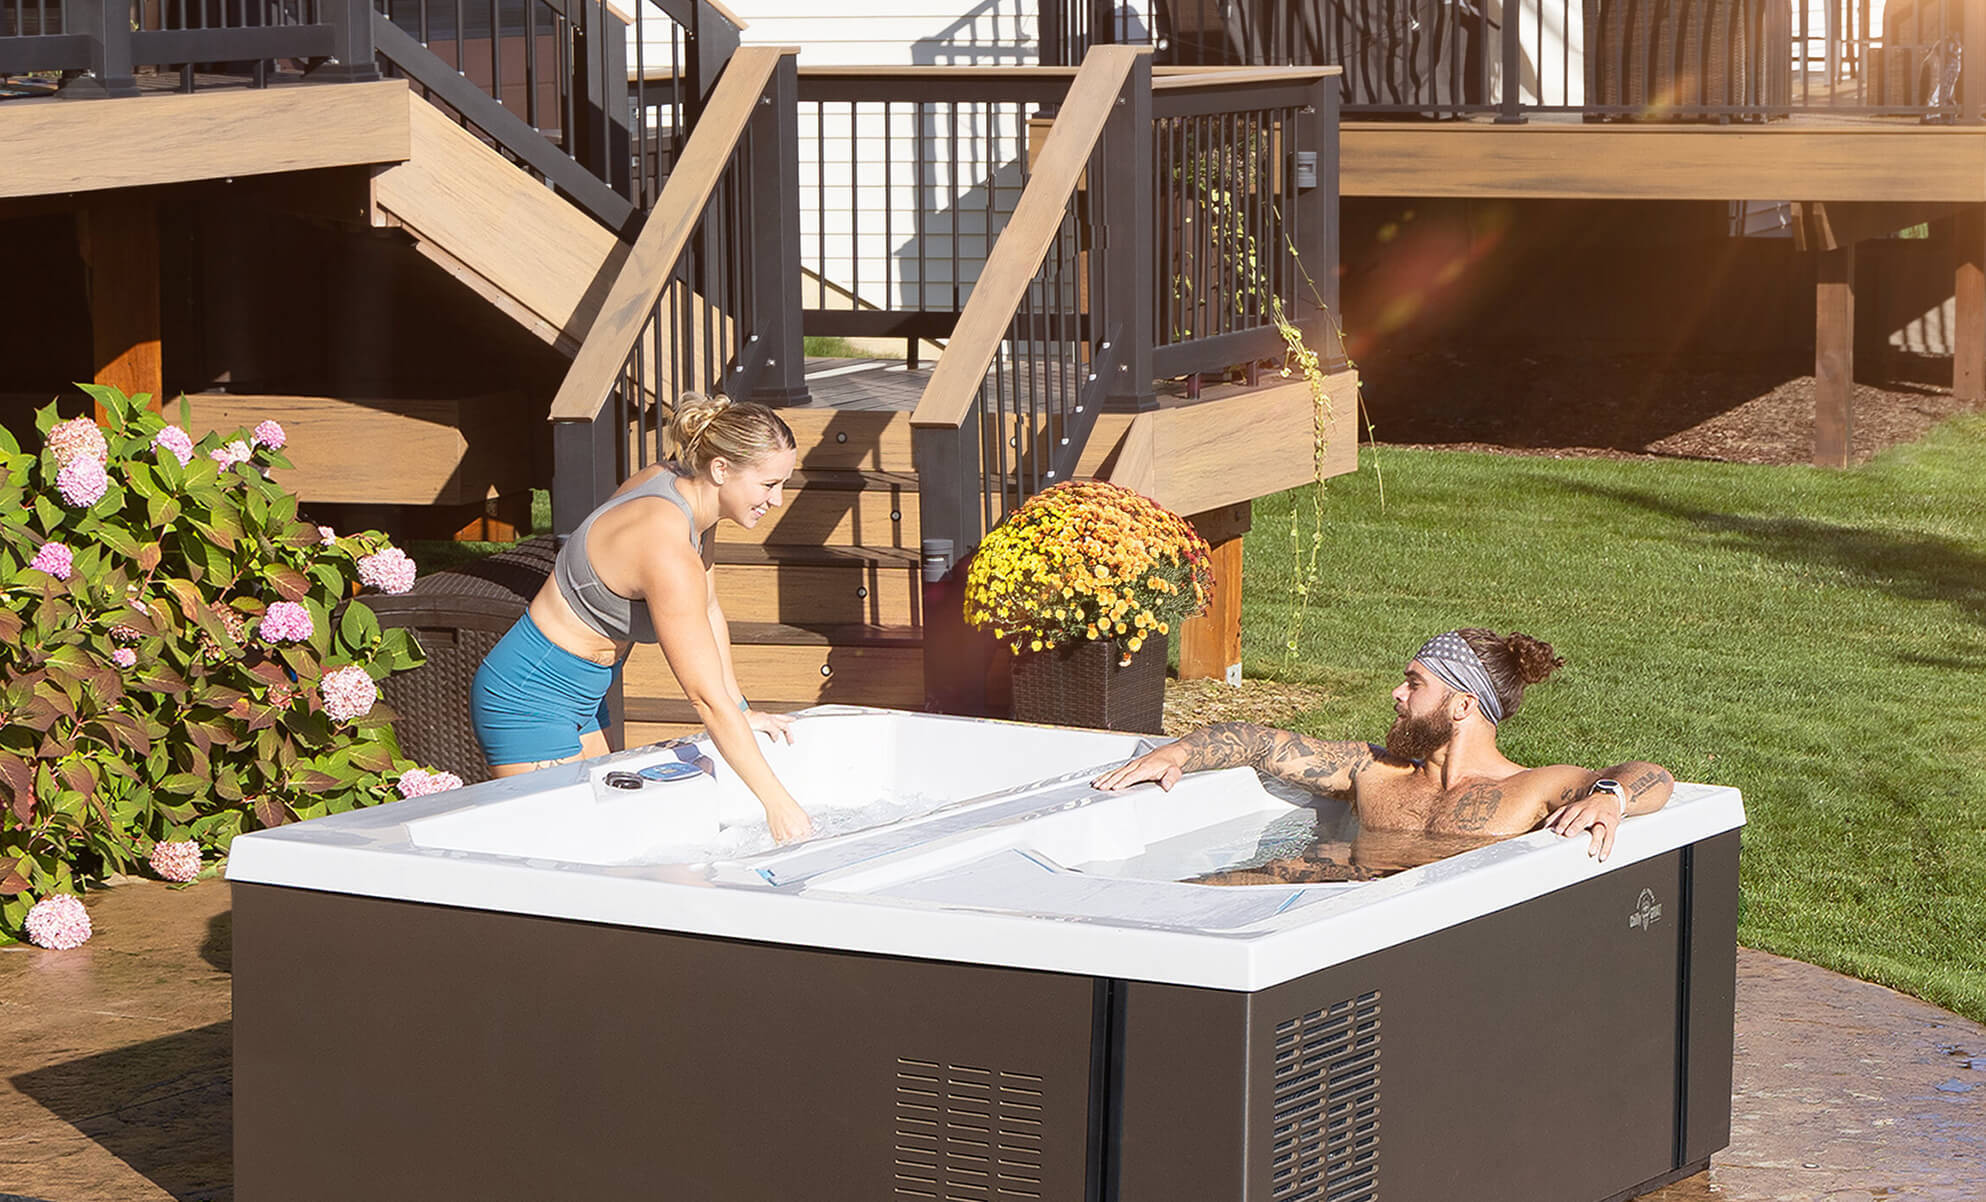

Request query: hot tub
[{"left": 227, "top": 706, "right": 1745, "bottom": 1202}]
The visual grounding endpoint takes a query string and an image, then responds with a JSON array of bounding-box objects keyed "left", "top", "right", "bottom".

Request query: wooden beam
[
  {"left": 181, "top": 393, "right": 530, "bottom": 505},
  {"left": 1958, "top": 204, "right": 1985, "bottom": 407},
  {"left": 1340, "top": 124, "right": 1986, "bottom": 203},
  {"left": 1179, "top": 502, "right": 1251, "bottom": 685},
  {"left": 1814, "top": 246, "right": 1855, "bottom": 468},
  {"left": 78, "top": 193, "right": 162, "bottom": 410},
  {"left": 0, "top": 80, "right": 411, "bottom": 200},
  {"left": 1792, "top": 201, "right": 1959, "bottom": 253}
]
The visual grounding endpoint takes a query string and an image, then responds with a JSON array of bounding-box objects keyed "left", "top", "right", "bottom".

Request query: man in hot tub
[{"left": 1093, "top": 628, "right": 1674, "bottom": 869}]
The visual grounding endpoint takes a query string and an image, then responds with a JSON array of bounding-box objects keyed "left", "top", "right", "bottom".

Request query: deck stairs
[{"left": 621, "top": 406, "right": 928, "bottom": 744}]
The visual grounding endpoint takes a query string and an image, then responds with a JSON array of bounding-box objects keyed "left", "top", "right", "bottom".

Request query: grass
[
  {"left": 803, "top": 335, "right": 871, "bottom": 359},
  {"left": 1240, "top": 415, "right": 1986, "bottom": 1023}
]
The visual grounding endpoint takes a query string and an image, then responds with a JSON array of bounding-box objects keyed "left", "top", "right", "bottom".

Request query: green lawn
[{"left": 1241, "top": 415, "right": 1986, "bottom": 1023}]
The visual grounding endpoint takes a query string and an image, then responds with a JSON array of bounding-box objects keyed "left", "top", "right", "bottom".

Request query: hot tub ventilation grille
[
  {"left": 1270, "top": 990, "right": 1380, "bottom": 1202},
  {"left": 893, "top": 1057, "right": 1046, "bottom": 1200}
]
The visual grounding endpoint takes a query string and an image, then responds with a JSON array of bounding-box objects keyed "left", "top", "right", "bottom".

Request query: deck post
[
  {"left": 1101, "top": 52, "right": 1156, "bottom": 412},
  {"left": 1300, "top": 70, "right": 1345, "bottom": 368},
  {"left": 551, "top": 416, "right": 619, "bottom": 536},
  {"left": 913, "top": 420, "right": 990, "bottom": 715},
  {"left": 309, "top": 0, "right": 381, "bottom": 82},
  {"left": 1494, "top": 0, "right": 1526, "bottom": 123},
  {"left": 746, "top": 53, "right": 810, "bottom": 407},
  {"left": 1179, "top": 502, "right": 1251, "bottom": 685},
  {"left": 57, "top": 0, "right": 138, "bottom": 98},
  {"left": 1813, "top": 243, "right": 1855, "bottom": 467},
  {"left": 1957, "top": 204, "right": 1985, "bottom": 405},
  {"left": 78, "top": 193, "right": 162, "bottom": 411}
]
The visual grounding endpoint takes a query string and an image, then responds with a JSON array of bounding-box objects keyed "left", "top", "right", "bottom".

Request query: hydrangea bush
[
  {"left": 963, "top": 481, "right": 1214, "bottom": 662},
  {"left": 0, "top": 385, "right": 459, "bottom": 946}
]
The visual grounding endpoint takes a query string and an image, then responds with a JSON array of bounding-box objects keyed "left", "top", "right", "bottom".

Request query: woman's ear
[{"left": 707, "top": 455, "right": 731, "bottom": 485}]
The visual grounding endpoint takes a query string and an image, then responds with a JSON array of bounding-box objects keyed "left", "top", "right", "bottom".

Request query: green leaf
[
  {"left": 95, "top": 524, "right": 141, "bottom": 561},
  {"left": 134, "top": 663, "right": 188, "bottom": 694},
  {"left": 144, "top": 493, "right": 181, "bottom": 528},
  {"left": 288, "top": 769, "right": 340, "bottom": 793},
  {"left": 34, "top": 494, "right": 65, "bottom": 532},
  {"left": 265, "top": 563, "right": 312, "bottom": 602},
  {"left": 33, "top": 401, "right": 58, "bottom": 437},
  {"left": 338, "top": 601, "right": 381, "bottom": 649}
]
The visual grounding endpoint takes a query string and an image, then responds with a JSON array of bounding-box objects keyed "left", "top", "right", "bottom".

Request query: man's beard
[{"left": 1385, "top": 707, "right": 1454, "bottom": 760}]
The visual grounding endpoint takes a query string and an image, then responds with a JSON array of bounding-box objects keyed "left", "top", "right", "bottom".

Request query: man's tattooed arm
[{"left": 1173, "top": 723, "right": 1379, "bottom": 799}]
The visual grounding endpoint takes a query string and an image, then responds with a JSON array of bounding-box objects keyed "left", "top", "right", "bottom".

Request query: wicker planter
[{"left": 1010, "top": 633, "right": 1167, "bottom": 734}]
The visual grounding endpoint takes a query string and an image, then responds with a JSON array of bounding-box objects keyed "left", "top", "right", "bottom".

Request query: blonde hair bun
[{"left": 666, "top": 391, "right": 796, "bottom": 474}]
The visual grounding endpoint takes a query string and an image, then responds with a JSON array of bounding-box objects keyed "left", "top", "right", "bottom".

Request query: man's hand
[
  {"left": 745, "top": 709, "right": 796, "bottom": 744},
  {"left": 1545, "top": 790, "right": 1625, "bottom": 861},
  {"left": 1093, "top": 744, "right": 1189, "bottom": 792}
]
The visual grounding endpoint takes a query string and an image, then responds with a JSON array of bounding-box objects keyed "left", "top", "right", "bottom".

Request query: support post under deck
[
  {"left": 1957, "top": 204, "right": 1984, "bottom": 406},
  {"left": 1813, "top": 244, "right": 1855, "bottom": 468},
  {"left": 79, "top": 193, "right": 163, "bottom": 412},
  {"left": 1179, "top": 502, "right": 1250, "bottom": 685}
]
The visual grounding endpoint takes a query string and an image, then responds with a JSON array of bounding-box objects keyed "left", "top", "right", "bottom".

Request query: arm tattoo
[
  {"left": 1174, "top": 724, "right": 1374, "bottom": 799},
  {"left": 1626, "top": 768, "right": 1668, "bottom": 799},
  {"left": 1449, "top": 783, "right": 1503, "bottom": 832}
]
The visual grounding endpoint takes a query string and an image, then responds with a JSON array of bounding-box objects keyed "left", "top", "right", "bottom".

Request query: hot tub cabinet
[{"left": 228, "top": 708, "right": 1743, "bottom": 1202}]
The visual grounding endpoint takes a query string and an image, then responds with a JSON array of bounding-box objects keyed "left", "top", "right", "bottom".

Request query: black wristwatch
[{"left": 1589, "top": 778, "right": 1628, "bottom": 816}]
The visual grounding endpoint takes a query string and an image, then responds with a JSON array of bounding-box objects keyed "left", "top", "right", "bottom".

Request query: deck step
[
  {"left": 728, "top": 621, "right": 922, "bottom": 648},
  {"left": 776, "top": 407, "right": 914, "bottom": 473},
  {"left": 730, "top": 469, "right": 921, "bottom": 549},
  {"left": 623, "top": 641, "right": 923, "bottom": 709}
]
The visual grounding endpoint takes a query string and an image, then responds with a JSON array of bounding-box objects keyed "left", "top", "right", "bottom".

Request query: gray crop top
[{"left": 553, "top": 465, "right": 700, "bottom": 643}]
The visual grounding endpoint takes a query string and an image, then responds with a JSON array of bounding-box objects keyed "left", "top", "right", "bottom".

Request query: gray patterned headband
[{"left": 1413, "top": 631, "right": 1504, "bottom": 726}]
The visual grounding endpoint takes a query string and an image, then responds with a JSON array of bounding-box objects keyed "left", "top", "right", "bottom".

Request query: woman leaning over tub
[{"left": 471, "top": 392, "right": 814, "bottom": 842}]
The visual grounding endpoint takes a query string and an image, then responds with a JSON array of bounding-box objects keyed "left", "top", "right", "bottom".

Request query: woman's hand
[
  {"left": 745, "top": 709, "right": 796, "bottom": 744},
  {"left": 764, "top": 796, "right": 814, "bottom": 844}
]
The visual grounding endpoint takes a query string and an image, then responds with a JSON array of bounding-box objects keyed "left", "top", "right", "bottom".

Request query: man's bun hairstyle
[
  {"left": 1457, "top": 629, "right": 1564, "bottom": 719},
  {"left": 666, "top": 391, "right": 795, "bottom": 475}
]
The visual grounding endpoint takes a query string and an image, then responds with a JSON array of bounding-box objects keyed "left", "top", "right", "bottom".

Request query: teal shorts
[{"left": 470, "top": 613, "right": 616, "bottom": 767}]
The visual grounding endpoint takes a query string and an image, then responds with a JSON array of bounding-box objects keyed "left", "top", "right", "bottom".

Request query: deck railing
[
  {"left": 1, "top": 0, "right": 742, "bottom": 231},
  {"left": 1041, "top": 0, "right": 1985, "bottom": 123},
  {"left": 0, "top": 0, "right": 371, "bottom": 94},
  {"left": 907, "top": 46, "right": 1341, "bottom": 562},
  {"left": 545, "top": 45, "right": 806, "bottom": 534}
]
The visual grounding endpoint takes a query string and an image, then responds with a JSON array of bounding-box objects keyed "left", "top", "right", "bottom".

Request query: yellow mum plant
[{"left": 964, "top": 481, "right": 1214, "bottom": 661}]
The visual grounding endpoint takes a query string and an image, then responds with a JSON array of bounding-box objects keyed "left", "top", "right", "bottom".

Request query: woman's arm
[
  {"left": 704, "top": 561, "right": 795, "bottom": 744},
  {"left": 642, "top": 539, "right": 813, "bottom": 842}
]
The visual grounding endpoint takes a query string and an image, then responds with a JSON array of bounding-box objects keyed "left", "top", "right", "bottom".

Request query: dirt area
[
  {"left": 1162, "top": 677, "right": 1345, "bottom": 735},
  {"left": 1354, "top": 352, "right": 1972, "bottom": 465}
]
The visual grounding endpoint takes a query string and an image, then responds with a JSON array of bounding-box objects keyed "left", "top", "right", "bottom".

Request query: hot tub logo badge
[{"left": 1628, "top": 888, "right": 1663, "bottom": 931}]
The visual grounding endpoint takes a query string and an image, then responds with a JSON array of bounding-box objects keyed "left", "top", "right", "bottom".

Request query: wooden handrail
[
  {"left": 908, "top": 45, "right": 1148, "bottom": 432},
  {"left": 1153, "top": 65, "right": 1342, "bottom": 90},
  {"left": 548, "top": 45, "right": 794, "bottom": 423},
  {"left": 798, "top": 65, "right": 1084, "bottom": 81}
]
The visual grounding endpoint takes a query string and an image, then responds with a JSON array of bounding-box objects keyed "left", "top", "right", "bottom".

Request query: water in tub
[{"left": 1078, "top": 772, "right": 1506, "bottom": 885}]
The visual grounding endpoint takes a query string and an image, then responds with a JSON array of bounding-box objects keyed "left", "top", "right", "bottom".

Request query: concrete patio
[{"left": 2, "top": 877, "right": 1981, "bottom": 1201}]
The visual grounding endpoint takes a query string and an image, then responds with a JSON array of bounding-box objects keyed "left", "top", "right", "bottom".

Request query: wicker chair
[{"left": 364, "top": 537, "right": 559, "bottom": 784}]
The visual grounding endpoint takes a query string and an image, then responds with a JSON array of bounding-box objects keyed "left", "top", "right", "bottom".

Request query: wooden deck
[
  {"left": 1340, "top": 114, "right": 1986, "bottom": 203},
  {"left": 0, "top": 78, "right": 411, "bottom": 199}
]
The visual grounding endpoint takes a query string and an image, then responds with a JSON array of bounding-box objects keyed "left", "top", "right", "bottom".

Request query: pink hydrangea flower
[
  {"left": 397, "top": 767, "right": 466, "bottom": 799},
  {"left": 47, "top": 417, "right": 108, "bottom": 469},
  {"left": 260, "top": 600, "right": 314, "bottom": 644},
  {"left": 24, "top": 893, "right": 92, "bottom": 950},
  {"left": 151, "top": 424, "right": 195, "bottom": 467},
  {"left": 29, "top": 542, "right": 73, "bottom": 580},
  {"left": 147, "top": 840, "right": 203, "bottom": 883},
  {"left": 252, "top": 419, "right": 286, "bottom": 449},
  {"left": 317, "top": 525, "right": 338, "bottom": 546},
  {"left": 320, "top": 664, "right": 378, "bottom": 723},
  {"left": 208, "top": 440, "right": 252, "bottom": 470},
  {"left": 357, "top": 547, "right": 418, "bottom": 595},
  {"left": 56, "top": 456, "right": 109, "bottom": 507},
  {"left": 111, "top": 647, "right": 138, "bottom": 669}
]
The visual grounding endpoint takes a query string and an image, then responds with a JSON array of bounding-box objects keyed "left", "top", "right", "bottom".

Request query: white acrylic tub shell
[{"left": 226, "top": 707, "right": 1746, "bottom": 992}]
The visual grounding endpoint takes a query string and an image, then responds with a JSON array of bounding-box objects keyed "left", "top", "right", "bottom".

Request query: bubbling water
[{"left": 627, "top": 790, "right": 949, "bottom": 864}]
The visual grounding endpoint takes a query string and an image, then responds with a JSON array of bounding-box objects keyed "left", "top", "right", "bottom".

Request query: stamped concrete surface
[{"left": 2, "top": 879, "right": 1982, "bottom": 1202}]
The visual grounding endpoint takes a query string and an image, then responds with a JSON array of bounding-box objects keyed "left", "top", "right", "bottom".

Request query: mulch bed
[{"left": 1354, "top": 352, "right": 1972, "bottom": 466}]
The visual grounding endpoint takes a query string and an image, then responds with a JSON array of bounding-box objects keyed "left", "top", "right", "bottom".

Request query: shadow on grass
[
  {"left": 8, "top": 1022, "right": 233, "bottom": 1202},
  {"left": 1552, "top": 479, "right": 1986, "bottom": 630}
]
